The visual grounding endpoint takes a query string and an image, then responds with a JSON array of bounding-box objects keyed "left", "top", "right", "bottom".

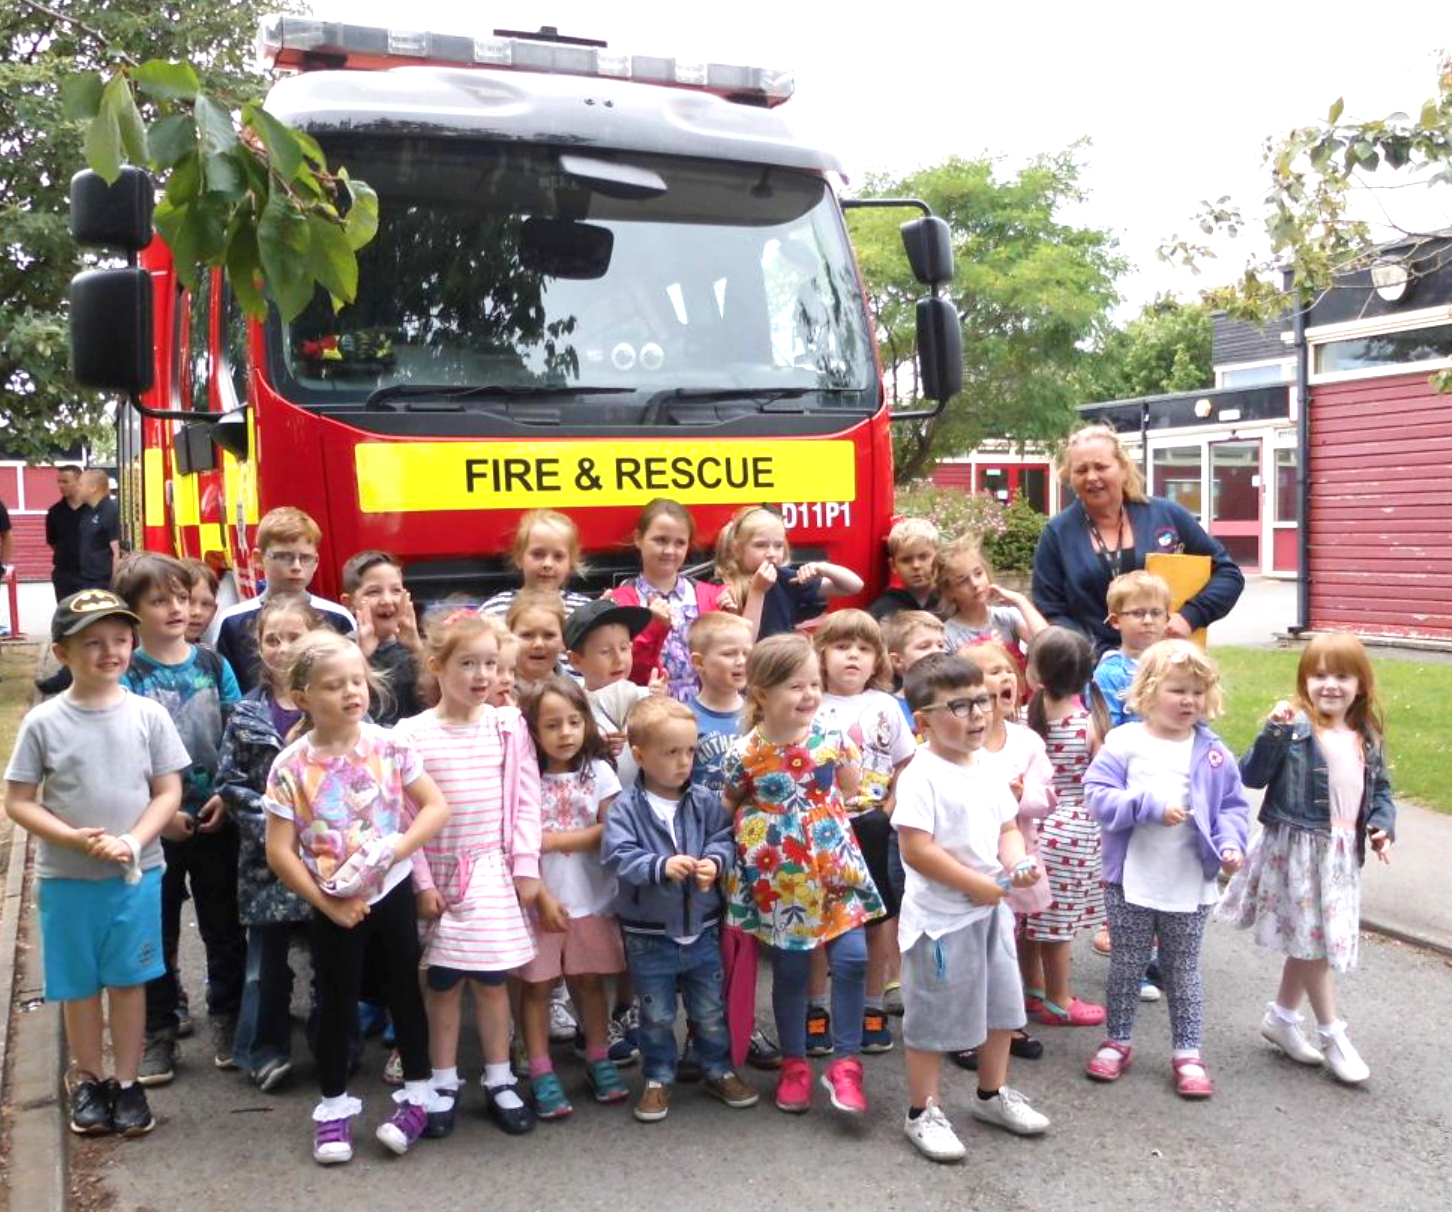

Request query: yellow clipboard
[{"left": 1145, "top": 553, "right": 1211, "bottom": 649}]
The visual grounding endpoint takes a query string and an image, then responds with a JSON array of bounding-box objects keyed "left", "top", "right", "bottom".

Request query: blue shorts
[{"left": 37, "top": 868, "right": 165, "bottom": 1002}]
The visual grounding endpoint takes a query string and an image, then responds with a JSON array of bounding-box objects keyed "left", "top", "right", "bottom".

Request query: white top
[
  {"left": 816, "top": 690, "right": 916, "bottom": 815},
  {"left": 586, "top": 679, "right": 651, "bottom": 790},
  {"left": 644, "top": 789, "right": 701, "bottom": 945},
  {"left": 891, "top": 747, "right": 1017, "bottom": 950},
  {"left": 1106, "top": 723, "right": 1218, "bottom": 911},
  {"left": 1318, "top": 727, "right": 1364, "bottom": 830},
  {"left": 539, "top": 759, "right": 621, "bottom": 917}
]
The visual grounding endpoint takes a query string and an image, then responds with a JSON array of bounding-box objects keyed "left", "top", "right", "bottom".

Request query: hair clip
[{"left": 440, "top": 609, "right": 474, "bottom": 627}]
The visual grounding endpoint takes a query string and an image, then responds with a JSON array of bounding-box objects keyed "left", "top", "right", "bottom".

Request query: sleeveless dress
[{"left": 1025, "top": 706, "right": 1105, "bottom": 942}]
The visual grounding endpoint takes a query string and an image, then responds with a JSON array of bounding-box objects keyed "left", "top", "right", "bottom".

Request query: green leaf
[
  {"left": 340, "top": 172, "right": 379, "bottom": 251},
  {"left": 305, "top": 214, "right": 358, "bottom": 307},
  {"left": 194, "top": 94, "right": 239, "bottom": 160},
  {"left": 163, "top": 153, "right": 201, "bottom": 206},
  {"left": 132, "top": 60, "right": 200, "bottom": 103},
  {"left": 148, "top": 114, "right": 197, "bottom": 169},
  {"left": 225, "top": 219, "right": 267, "bottom": 319},
  {"left": 103, "top": 75, "right": 148, "bottom": 166},
  {"left": 1421, "top": 99, "right": 1442, "bottom": 128},
  {"left": 203, "top": 150, "right": 246, "bottom": 200},
  {"left": 1328, "top": 96, "right": 1344, "bottom": 124},
  {"left": 294, "top": 130, "right": 327, "bottom": 170},
  {"left": 244, "top": 104, "right": 303, "bottom": 182},
  {"left": 60, "top": 73, "right": 104, "bottom": 121},
  {"left": 256, "top": 187, "right": 314, "bottom": 321},
  {"left": 83, "top": 93, "right": 122, "bottom": 184}
]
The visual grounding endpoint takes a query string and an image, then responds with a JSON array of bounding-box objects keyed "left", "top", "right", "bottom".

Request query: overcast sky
[{"left": 305, "top": 0, "right": 1449, "bottom": 313}]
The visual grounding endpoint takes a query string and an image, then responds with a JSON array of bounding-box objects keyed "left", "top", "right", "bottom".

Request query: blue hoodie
[{"left": 601, "top": 782, "right": 735, "bottom": 939}]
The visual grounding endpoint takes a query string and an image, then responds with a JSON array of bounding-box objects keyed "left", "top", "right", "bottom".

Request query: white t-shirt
[
  {"left": 540, "top": 759, "right": 622, "bottom": 917},
  {"left": 1105, "top": 723, "right": 1218, "bottom": 911},
  {"left": 643, "top": 789, "right": 701, "bottom": 945},
  {"left": 891, "top": 747, "right": 1018, "bottom": 950},
  {"left": 816, "top": 690, "right": 917, "bottom": 815}
]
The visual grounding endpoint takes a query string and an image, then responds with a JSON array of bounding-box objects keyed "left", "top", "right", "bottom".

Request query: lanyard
[{"left": 1084, "top": 505, "right": 1129, "bottom": 580}]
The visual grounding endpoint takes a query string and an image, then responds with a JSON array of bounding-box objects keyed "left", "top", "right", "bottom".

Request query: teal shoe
[
  {"left": 585, "top": 1059, "right": 629, "bottom": 1104},
  {"left": 530, "top": 1072, "right": 573, "bottom": 1120}
]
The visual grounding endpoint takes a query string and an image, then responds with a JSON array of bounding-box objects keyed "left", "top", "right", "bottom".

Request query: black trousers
[
  {"left": 309, "top": 878, "right": 430, "bottom": 1097},
  {"left": 145, "top": 825, "right": 247, "bottom": 1034}
]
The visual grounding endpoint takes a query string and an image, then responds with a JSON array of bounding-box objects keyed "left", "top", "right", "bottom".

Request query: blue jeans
[
  {"left": 623, "top": 926, "right": 731, "bottom": 1084},
  {"left": 770, "top": 927, "right": 867, "bottom": 1059},
  {"left": 233, "top": 923, "right": 296, "bottom": 1071}
]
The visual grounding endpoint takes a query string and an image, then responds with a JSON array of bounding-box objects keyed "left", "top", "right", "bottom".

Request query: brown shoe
[
  {"left": 633, "top": 1081, "right": 670, "bottom": 1122},
  {"left": 703, "top": 1071, "right": 759, "bottom": 1109}
]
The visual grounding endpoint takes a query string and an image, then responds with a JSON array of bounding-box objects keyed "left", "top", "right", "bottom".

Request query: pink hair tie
[{"left": 440, "top": 609, "right": 474, "bottom": 627}]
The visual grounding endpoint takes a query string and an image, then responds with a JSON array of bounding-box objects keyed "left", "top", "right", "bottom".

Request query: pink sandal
[
  {"left": 1171, "top": 1056, "right": 1214, "bottom": 1099},
  {"left": 1085, "top": 1041, "right": 1132, "bottom": 1082},
  {"left": 1037, "top": 997, "right": 1106, "bottom": 1027}
]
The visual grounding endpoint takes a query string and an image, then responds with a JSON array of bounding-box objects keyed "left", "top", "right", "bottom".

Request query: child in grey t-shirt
[{"left": 5, "top": 590, "right": 189, "bottom": 1140}]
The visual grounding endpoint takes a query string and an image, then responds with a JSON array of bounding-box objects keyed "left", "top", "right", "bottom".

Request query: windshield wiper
[
  {"left": 365, "top": 383, "right": 631, "bottom": 411},
  {"left": 639, "top": 386, "right": 867, "bottom": 426}
]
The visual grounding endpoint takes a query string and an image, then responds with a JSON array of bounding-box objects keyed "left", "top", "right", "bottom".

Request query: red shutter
[{"left": 1308, "top": 371, "right": 1452, "bottom": 639}]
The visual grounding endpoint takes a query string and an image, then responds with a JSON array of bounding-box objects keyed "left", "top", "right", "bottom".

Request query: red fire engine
[{"left": 70, "top": 17, "right": 960, "bottom": 604}]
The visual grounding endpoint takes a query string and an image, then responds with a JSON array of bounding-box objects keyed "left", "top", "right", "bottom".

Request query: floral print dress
[{"left": 722, "top": 724, "right": 883, "bottom": 951}]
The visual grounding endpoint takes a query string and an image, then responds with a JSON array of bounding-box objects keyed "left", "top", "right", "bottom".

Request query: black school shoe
[
  {"left": 950, "top": 1032, "right": 1045, "bottom": 1071},
  {"left": 483, "top": 1081, "right": 536, "bottom": 1135},
  {"left": 110, "top": 1082, "right": 156, "bottom": 1137},
  {"left": 69, "top": 1077, "right": 116, "bottom": 1135}
]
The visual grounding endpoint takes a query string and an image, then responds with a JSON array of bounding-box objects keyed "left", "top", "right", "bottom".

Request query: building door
[
  {"left": 1208, "top": 438, "right": 1261, "bottom": 572},
  {"left": 976, "top": 463, "right": 1051, "bottom": 512}
]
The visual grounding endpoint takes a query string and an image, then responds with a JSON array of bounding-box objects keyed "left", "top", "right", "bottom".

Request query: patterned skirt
[
  {"left": 1216, "top": 823, "right": 1361, "bottom": 973},
  {"left": 1024, "top": 802, "right": 1104, "bottom": 942}
]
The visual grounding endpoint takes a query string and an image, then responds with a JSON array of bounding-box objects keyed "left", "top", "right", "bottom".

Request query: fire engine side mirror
[
  {"left": 211, "top": 408, "right": 251, "bottom": 461},
  {"left": 70, "top": 268, "right": 154, "bottom": 393},
  {"left": 70, "top": 167, "right": 154, "bottom": 251},
  {"left": 900, "top": 216, "right": 953, "bottom": 287},
  {"left": 916, "top": 296, "right": 962, "bottom": 402}
]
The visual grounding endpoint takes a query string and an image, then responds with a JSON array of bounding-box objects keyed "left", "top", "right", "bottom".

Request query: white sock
[
  {"left": 1172, "top": 1047, "right": 1204, "bottom": 1076},
  {"left": 1270, "top": 1002, "right": 1302, "bottom": 1025},
  {"left": 319, "top": 1093, "right": 354, "bottom": 1118},
  {"left": 118, "top": 1080, "right": 136, "bottom": 1090},
  {"left": 1317, "top": 1019, "right": 1347, "bottom": 1040},
  {"left": 483, "top": 1062, "right": 523, "bottom": 1110},
  {"left": 431, "top": 1066, "right": 460, "bottom": 1093},
  {"left": 1095, "top": 1042, "right": 1129, "bottom": 1064},
  {"left": 403, "top": 1079, "right": 434, "bottom": 1109}
]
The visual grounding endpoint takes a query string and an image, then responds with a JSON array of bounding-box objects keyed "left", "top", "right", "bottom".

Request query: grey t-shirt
[
  {"left": 943, "top": 606, "right": 1023, "bottom": 655},
  {"left": 6, "top": 690, "right": 191, "bottom": 880}
]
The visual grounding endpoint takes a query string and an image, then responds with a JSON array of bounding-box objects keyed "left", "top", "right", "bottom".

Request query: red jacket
[{"left": 610, "top": 577, "right": 728, "bottom": 687}]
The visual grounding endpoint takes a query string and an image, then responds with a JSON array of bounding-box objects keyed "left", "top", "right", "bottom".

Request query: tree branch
[{"left": 17, "top": 0, "right": 140, "bottom": 67}]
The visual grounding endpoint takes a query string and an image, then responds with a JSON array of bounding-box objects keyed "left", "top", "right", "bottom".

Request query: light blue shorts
[{"left": 36, "top": 867, "right": 165, "bottom": 1001}]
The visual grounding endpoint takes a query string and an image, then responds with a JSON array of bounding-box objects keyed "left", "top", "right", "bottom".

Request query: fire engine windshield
[{"left": 268, "top": 137, "right": 876, "bottom": 412}]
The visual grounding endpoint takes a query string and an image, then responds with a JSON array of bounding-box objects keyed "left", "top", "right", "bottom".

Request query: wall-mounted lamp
[{"left": 1194, "top": 398, "right": 1214, "bottom": 419}]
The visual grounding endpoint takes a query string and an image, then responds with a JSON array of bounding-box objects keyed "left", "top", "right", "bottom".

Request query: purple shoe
[
  {"left": 312, "top": 1117, "right": 353, "bottom": 1165},
  {"left": 375, "top": 1100, "right": 429, "bottom": 1155}
]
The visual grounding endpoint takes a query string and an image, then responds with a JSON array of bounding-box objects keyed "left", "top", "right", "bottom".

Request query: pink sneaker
[
  {"left": 820, "top": 1057, "right": 867, "bottom": 1115},
  {"left": 774, "top": 1057, "right": 812, "bottom": 1114}
]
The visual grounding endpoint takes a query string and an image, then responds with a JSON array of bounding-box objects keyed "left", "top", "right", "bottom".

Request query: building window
[
  {"left": 1314, "top": 322, "right": 1452, "bottom": 375},
  {"left": 1217, "top": 361, "right": 1289, "bottom": 388},
  {"left": 1152, "top": 446, "right": 1202, "bottom": 518},
  {"left": 1275, "top": 447, "right": 1298, "bottom": 524}
]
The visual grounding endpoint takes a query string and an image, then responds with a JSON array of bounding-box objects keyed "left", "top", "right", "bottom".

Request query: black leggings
[{"left": 309, "top": 879, "right": 430, "bottom": 1097}]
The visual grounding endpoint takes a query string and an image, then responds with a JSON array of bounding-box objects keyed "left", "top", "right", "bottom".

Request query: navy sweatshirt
[{"left": 1031, "top": 497, "right": 1244, "bottom": 653}]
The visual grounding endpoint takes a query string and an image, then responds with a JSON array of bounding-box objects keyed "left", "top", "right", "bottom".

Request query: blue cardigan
[{"left": 1032, "top": 497, "right": 1244, "bottom": 652}]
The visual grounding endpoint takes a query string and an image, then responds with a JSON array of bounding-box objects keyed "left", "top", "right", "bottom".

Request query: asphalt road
[{"left": 74, "top": 922, "right": 1451, "bottom": 1212}]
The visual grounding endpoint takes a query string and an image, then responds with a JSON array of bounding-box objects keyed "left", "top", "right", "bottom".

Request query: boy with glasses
[
  {"left": 206, "top": 508, "right": 355, "bottom": 692},
  {"left": 894, "top": 654, "right": 1049, "bottom": 1161},
  {"left": 1094, "top": 571, "right": 1173, "bottom": 730}
]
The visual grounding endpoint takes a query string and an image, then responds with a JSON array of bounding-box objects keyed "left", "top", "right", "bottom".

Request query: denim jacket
[
  {"left": 601, "top": 782, "right": 734, "bottom": 939},
  {"left": 1239, "top": 713, "right": 1395, "bottom": 865}
]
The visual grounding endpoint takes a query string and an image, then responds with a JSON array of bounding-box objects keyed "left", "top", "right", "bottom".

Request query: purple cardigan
[{"left": 1084, "top": 724, "right": 1250, "bottom": 884}]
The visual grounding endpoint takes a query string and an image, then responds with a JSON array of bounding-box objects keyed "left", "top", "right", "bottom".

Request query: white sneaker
[
  {"left": 1138, "top": 980, "right": 1162, "bottom": 1003},
  {"left": 904, "top": 1099, "right": 966, "bottom": 1163},
  {"left": 1260, "top": 1009, "right": 1322, "bottom": 1065},
  {"left": 969, "top": 1086, "right": 1049, "bottom": 1136},
  {"left": 548, "top": 996, "right": 578, "bottom": 1043},
  {"left": 1320, "top": 1028, "right": 1370, "bottom": 1084}
]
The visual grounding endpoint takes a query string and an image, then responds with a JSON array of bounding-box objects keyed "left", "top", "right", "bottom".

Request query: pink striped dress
[{"left": 397, "top": 710, "right": 536, "bottom": 973}]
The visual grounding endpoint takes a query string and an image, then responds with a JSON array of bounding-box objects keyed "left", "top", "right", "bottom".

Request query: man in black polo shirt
[
  {"left": 45, "top": 463, "right": 87, "bottom": 599},
  {"left": 77, "top": 469, "right": 121, "bottom": 590}
]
